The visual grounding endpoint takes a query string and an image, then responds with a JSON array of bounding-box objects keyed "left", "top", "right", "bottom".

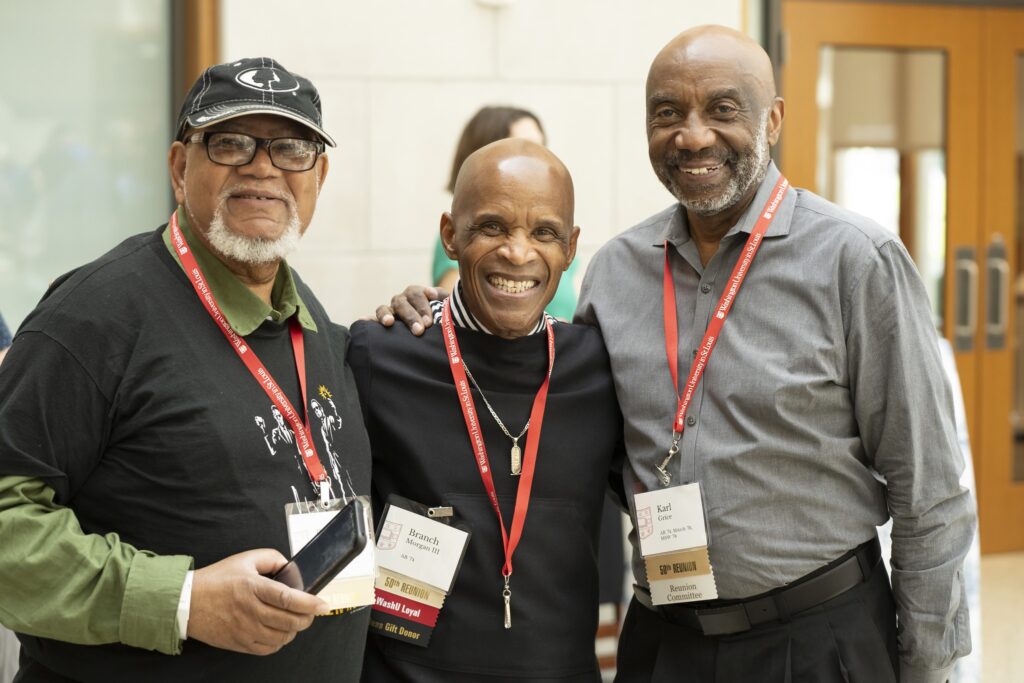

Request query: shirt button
[
  {"left": 692, "top": 349, "right": 698, "bottom": 358},
  {"left": 686, "top": 415, "right": 696, "bottom": 426},
  {"left": 701, "top": 283, "right": 712, "bottom": 294}
]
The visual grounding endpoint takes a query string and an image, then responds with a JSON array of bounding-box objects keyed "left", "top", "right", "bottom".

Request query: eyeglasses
[{"left": 187, "top": 131, "right": 324, "bottom": 172}]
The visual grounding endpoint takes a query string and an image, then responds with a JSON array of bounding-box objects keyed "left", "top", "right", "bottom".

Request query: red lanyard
[
  {"left": 663, "top": 175, "right": 790, "bottom": 443},
  {"left": 169, "top": 212, "right": 328, "bottom": 499},
  {"left": 441, "top": 297, "right": 554, "bottom": 624}
]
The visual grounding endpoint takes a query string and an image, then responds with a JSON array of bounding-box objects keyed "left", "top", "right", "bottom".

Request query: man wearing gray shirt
[
  {"left": 382, "top": 24, "right": 973, "bottom": 683},
  {"left": 576, "top": 25, "right": 973, "bottom": 683}
]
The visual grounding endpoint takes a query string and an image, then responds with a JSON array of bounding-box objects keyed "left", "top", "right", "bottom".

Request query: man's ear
[
  {"left": 440, "top": 212, "right": 458, "bottom": 260},
  {"left": 566, "top": 226, "right": 581, "bottom": 270},
  {"left": 767, "top": 97, "right": 785, "bottom": 146},
  {"left": 168, "top": 141, "right": 187, "bottom": 206}
]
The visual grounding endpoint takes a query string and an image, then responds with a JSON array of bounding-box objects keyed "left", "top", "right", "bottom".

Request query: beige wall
[{"left": 222, "top": 0, "right": 744, "bottom": 325}]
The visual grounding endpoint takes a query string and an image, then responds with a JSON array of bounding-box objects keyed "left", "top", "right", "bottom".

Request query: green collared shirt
[
  {"left": 0, "top": 208, "right": 317, "bottom": 656},
  {"left": 161, "top": 206, "right": 316, "bottom": 334}
]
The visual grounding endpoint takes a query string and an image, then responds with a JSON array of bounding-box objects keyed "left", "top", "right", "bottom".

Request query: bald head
[
  {"left": 441, "top": 137, "right": 579, "bottom": 338},
  {"left": 452, "top": 138, "right": 573, "bottom": 220},
  {"left": 649, "top": 25, "right": 776, "bottom": 103}
]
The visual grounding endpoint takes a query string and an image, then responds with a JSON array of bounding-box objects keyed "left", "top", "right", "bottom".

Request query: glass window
[
  {"left": 816, "top": 46, "right": 946, "bottom": 327},
  {"left": 0, "top": 1, "right": 172, "bottom": 329}
]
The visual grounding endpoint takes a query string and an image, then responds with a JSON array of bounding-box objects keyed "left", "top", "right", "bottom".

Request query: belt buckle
[{"left": 696, "top": 606, "right": 751, "bottom": 636}]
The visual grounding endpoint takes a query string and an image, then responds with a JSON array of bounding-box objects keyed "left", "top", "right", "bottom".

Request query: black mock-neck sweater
[{"left": 349, "top": 318, "right": 623, "bottom": 682}]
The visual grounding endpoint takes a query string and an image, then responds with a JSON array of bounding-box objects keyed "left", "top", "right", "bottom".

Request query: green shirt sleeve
[{"left": 0, "top": 476, "right": 192, "bottom": 655}]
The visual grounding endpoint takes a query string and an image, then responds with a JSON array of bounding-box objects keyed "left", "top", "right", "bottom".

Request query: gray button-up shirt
[{"left": 577, "top": 163, "right": 973, "bottom": 678}]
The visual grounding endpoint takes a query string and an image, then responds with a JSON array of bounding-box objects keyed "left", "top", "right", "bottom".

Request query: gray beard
[
  {"left": 206, "top": 209, "right": 301, "bottom": 265},
  {"left": 190, "top": 186, "right": 303, "bottom": 265},
  {"left": 658, "top": 109, "right": 771, "bottom": 217}
]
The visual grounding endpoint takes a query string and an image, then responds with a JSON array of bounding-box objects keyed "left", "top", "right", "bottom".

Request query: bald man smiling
[{"left": 350, "top": 139, "right": 623, "bottom": 682}]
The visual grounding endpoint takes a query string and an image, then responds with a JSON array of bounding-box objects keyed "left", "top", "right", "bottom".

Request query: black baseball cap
[{"left": 176, "top": 57, "right": 335, "bottom": 147}]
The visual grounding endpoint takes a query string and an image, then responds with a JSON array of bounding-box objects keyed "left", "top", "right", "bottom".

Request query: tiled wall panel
[{"left": 222, "top": 0, "right": 743, "bottom": 324}]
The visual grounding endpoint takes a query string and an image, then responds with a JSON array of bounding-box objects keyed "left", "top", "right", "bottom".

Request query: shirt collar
[
  {"left": 656, "top": 161, "right": 796, "bottom": 248},
  {"left": 162, "top": 206, "right": 317, "bottom": 335},
  {"left": 430, "top": 281, "right": 549, "bottom": 335}
]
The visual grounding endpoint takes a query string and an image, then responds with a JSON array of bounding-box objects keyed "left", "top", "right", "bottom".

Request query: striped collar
[{"left": 430, "top": 282, "right": 550, "bottom": 335}]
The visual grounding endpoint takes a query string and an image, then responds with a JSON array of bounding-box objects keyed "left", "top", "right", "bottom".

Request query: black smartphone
[{"left": 271, "top": 498, "right": 368, "bottom": 595}]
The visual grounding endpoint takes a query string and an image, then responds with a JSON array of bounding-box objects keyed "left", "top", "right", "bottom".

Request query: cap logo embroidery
[{"left": 235, "top": 68, "right": 299, "bottom": 94}]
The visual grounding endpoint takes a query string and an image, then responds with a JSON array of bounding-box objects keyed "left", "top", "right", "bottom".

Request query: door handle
[
  {"left": 986, "top": 236, "right": 1009, "bottom": 349},
  {"left": 953, "top": 247, "right": 977, "bottom": 352}
]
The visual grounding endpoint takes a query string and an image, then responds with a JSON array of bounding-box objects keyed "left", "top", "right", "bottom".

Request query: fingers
[
  {"left": 403, "top": 286, "right": 434, "bottom": 319},
  {"left": 374, "top": 305, "right": 396, "bottom": 327},
  {"left": 187, "top": 549, "right": 327, "bottom": 656},
  {"left": 390, "top": 299, "right": 425, "bottom": 336},
  {"left": 254, "top": 576, "right": 329, "bottom": 616},
  {"left": 391, "top": 297, "right": 429, "bottom": 338},
  {"left": 246, "top": 547, "right": 289, "bottom": 576},
  {"left": 257, "top": 605, "right": 317, "bottom": 634},
  {"left": 254, "top": 601, "right": 318, "bottom": 636},
  {"left": 375, "top": 285, "right": 446, "bottom": 335},
  {"left": 240, "top": 581, "right": 321, "bottom": 655},
  {"left": 243, "top": 623, "right": 300, "bottom": 656}
]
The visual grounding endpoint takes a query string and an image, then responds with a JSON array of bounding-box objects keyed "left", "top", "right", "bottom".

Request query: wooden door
[
  {"left": 779, "top": 1, "right": 1024, "bottom": 551},
  {"left": 977, "top": 8, "right": 1024, "bottom": 552}
]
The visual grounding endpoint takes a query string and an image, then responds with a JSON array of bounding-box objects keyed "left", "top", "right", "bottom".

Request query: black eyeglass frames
[{"left": 187, "top": 131, "right": 324, "bottom": 172}]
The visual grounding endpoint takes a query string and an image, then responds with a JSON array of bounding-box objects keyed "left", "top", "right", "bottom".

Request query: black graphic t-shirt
[{"left": 0, "top": 228, "right": 371, "bottom": 682}]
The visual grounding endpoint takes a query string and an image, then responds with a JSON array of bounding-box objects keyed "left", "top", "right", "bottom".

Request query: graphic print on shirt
[
  {"left": 310, "top": 385, "right": 356, "bottom": 501},
  {"left": 252, "top": 383, "right": 357, "bottom": 503},
  {"left": 255, "top": 405, "right": 297, "bottom": 457}
]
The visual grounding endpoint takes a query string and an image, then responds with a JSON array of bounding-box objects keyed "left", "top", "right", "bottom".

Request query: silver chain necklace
[{"left": 462, "top": 360, "right": 527, "bottom": 476}]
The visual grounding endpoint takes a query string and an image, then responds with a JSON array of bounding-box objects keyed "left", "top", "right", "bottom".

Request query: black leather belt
[{"left": 635, "top": 537, "right": 881, "bottom": 636}]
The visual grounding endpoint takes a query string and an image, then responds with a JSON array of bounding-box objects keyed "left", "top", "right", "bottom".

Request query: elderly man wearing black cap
[{"left": 0, "top": 58, "right": 371, "bottom": 681}]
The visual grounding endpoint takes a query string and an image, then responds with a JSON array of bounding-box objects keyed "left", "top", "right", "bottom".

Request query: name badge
[
  {"left": 645, "top": 547, "right": 718, "bottom": 604},
  {"left": 284, "top": 496, "right": 377, "bottom": 614},
  {"left": 376, "top": 504, "right": 469, "bottom": 591},
  {"left": 634, "top": 483, "right": 718, "bottom": 604},
  {"left": 370, "top": 500, "right": 470, "bottom": 647}
]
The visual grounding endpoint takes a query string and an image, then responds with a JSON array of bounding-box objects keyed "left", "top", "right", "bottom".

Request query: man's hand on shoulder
[
  {"left": 187, "top": 548, "right": 328, "bottom": 656},
  {"left": 373, "top": 284, "right": 446, "bottom": 336}
]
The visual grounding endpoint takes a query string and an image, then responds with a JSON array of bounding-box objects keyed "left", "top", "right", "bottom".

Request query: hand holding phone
[
  {"left": 272, "top": 498, "right": 368, "bottom": 595},
  {"left": 188, "top": 548, "right": 327, "bottom": 655}
]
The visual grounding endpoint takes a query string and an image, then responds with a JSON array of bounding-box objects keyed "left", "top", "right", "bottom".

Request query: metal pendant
[
  {"left": 510, "top": 440, "right": 522, "bottom": 476},
  {"left": 502, "top": 577, "right": 512, "bottom": 629}
]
